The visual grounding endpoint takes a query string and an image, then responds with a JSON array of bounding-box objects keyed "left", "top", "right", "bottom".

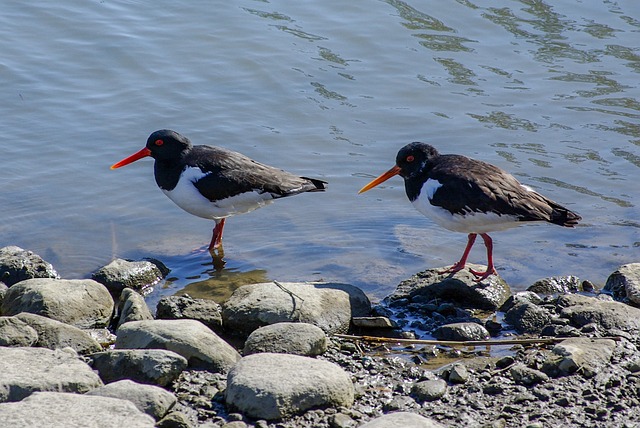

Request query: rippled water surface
[{"left": 1, "top": 1, "right": 638, "bottom": 303}]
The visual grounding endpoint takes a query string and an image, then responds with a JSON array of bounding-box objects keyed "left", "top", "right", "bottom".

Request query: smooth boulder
[
  {"left": 359, "top": 412, "right": 445, "bottom": 428},
  {"left": 15, "top": 312, "right": 102, "bottom": 354},
  {"left": 243, "top": 322, "right": 328, "bottom": 356},
  {"left": 89, "top": 349, "right": 187, "bottom": 387}
]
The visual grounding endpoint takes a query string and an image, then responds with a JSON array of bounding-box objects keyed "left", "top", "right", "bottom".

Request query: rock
[
  {"left": 117, "top": 288, "right": 154, "bottom": 329},
  {"left": 557, "top": 294, "right": 640, "bottom": 332},
  {"left": 92, "top": 258, "right": 165, "bottom": 296},
  {"left": 509, "top": 363, "right": 549, "bottom": 386},
  {"left": 115, "top": 319, "right": 240, "bottom": 372},
  {"left": 86, "top": 379, "right": 177, "bottom": 421},
  {"left": 448, "top": 363, "right": 470, "bottom": 384},
  {"left": 243, "top": 322, "right": 328, "bottom": 356},
  {"left": 0, "top": 347, "right": 103, "bottom": 402},
  {"left": 15, "top": 312, "right": 102, "bottom": 354},
  {"left": 351, "top": 316, "right": 396, "bottom": 329},
  {"left": 2, "top": 278, "right": 114, "bottom": 329},
  {"left": 222, "top": 282, "right": 371, "bottom": 337},
  {"left": 386, "top": 265, "right": 511, "bottom": 310},
  {"left": 499, "top": 291, "right": 543, "bottom": 312},
  {"left": 156, "top": 411, "right": 192, "bottom": 428},
  {"left": 504, "top": 302, "right": 551, "bottom": 334},
  {"left": 156, "top": 295, "right": 223, "bottom": 332},
  {"left": 544, "top": 337, "right": 616, "bottom": 377},
  {"left": 329, "top": 412, "right": 357, "bottom": 428},
  {"left": 0, "top": 316, "right": 38, "bottom": 346},
  {"left": 0, "top": 246, "right": 58, "bottom": 286},
  {"left": 0, "top": 391, "right": 155, "bottom": 427},
  {"left": 225, "top": 353, "right": 354, "bottom": 420},
  {"left": 604, "top": 263, "right": 640, "bottom": 305},
  {"left": 432, "top": 322, "right": 489, "bottom": 341},
  {"left": 89, "top": 349, "right": 188, "bottom": 387},
  {"left": 411, "top": 379, "right": 447, "bottom": 402},
  {"left": 527, "top": 275, "right": 582, "bottom": 294},
  {"left": 359, "top": 412, "right": 446, "bottom": 428}
]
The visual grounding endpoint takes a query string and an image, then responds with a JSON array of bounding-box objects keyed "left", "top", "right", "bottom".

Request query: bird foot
[
  {"left": 438, "top": 262, "right": 466, "bottom": 275},
  {"left": 469, "top": 267, "right": 497, "bottom": 282}
]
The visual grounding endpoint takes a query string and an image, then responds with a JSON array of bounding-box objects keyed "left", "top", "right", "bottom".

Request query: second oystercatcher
[
  {"left": 359, "top": 142, "right": 581, "bottom": 281},
  {"left": 111, "top": 129, "right": 327, "bottom": 251}
]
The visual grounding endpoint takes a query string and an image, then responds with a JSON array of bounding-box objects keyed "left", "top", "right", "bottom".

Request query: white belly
[
  {"left": 412, "top": 179, "right": 521, "bottom": 233},
  {"left": 162, "top": 167, "right": 274, "bottom": 220}
]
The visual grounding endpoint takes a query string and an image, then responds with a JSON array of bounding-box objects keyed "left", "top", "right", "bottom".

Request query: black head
[
  {"left": 395, "top": 142, "right": 440, "bottom": 179},
  {"left": 145, "top": 129, "right": 192, "bottom": 162}
]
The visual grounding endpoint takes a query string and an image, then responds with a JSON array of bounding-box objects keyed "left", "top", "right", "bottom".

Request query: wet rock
[
  {"left": 0, "top": 246, "right": 58, "bottom": 286},
  {"left": 604, "top": 263, "right": 640, "bottom": 305},
  {"left": 351, "top": 316, "right": 396, "bottom": 329},
  {"left": 527, "top": 275, "right": 582, "bottom": 294},
  {"left": 500, "top": 291, "right": 543, "bottom": 312},
  {"left": 15, "top": 312, "right": 102, "bottom": 354},
  {"left": 504, "top": 302, "right": 551, "bottom": 334},
  {"left": 225, "top": 353, "right": 354, "bottom": 420},
  {"left": 156, "top": 295, "right": 223, "bottom": 332},
  {"left": 543, "top": 338, "right": 616, "bottom": 377},
  {"left": 1, "top": 278, "right": 114, "bottom": 329},
  {"left": 557, "top": 294, "right": 640, "bottom": 332},
  {"left": 509, "top": 363, "right": 549, "bottom": 386},
  {"left": 86, "top": 379, "right": 177, "bottom": 421},
  {"left": 0, "top": 316, "right": 38, "bottom": 347},
  {"left": 0, "top": 347, "right": 103, "bottom": 402},
  {"left": 222, "top": 282, "right": 371, "bottom": 337},
  {"left": 92, "top": 258, "right": 165, "bottom": 297},
  {"left": 448, "top": 363, "right": 470, "bottom": 384},
  {"left": 243, "top": 322, "right": 328, "bottom": 356},
  {"left": 89, "top": 349, "right": 187, "bottom": 387},
  {"left": 387, "top": 265, "right": 511, "bottom": 310},
  {"left": 359, "top": 412, "right": 445, "bottom": 428},
  {"left": 115, "top": 319, "right": 240, "bottom": 372},
  {"left": 432, "top": 322, "right": 489, "bottom": 341},
  {"left": 117, "top": 288, "right": 154, "bottom": 329},
  {"left": 411, "top": 378, "right": 447, "bottom": 402},
  {"left": 0, "top": 391, "right": 155, "bottom": 427}
]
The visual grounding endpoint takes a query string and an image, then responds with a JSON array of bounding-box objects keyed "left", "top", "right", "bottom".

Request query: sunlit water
[{"left": 1, "top": 1, "right": 638, "bottom": 306}]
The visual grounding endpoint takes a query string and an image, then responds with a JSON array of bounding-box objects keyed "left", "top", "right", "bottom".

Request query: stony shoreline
[{"left": 1, "top": 245, "right": 640, "bottom": 427}]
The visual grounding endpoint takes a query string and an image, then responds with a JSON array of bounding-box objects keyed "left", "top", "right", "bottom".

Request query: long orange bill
[
  {"left": 110, "top": 147, "right": 152, "bottom": 169},
  {"left": 358, "top": 165, "right": 402, "bottom": 194}
]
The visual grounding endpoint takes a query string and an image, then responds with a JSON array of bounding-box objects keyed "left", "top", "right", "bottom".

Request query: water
[{"left": 1, "top": 1, "right": 638, "bottom": 305}]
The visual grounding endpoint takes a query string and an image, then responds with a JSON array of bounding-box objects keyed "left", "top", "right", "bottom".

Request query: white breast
[
  {"left": 411, "top": 178, "right": 521, "bottom": 233},
  {"left": 161, "top": 167, "right": 274, "bottom": 220}
]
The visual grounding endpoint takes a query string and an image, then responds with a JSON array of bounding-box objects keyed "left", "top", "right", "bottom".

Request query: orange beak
[
  {"left": 110, "top": 147, "right": 152, "bottom": 169},
  {"left": 358, "top": 165, "right": 402, "bottom": 194}
]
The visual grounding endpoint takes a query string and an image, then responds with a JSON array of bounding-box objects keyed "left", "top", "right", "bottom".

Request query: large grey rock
[
  {"left": 557, "top": 294, "right": 640, "bottom": 332},
  {"left": 604, "top": 263, "right": 640, "bottom": 305},
  {"left": 0, "top": 316, "right": 38, "bottom": 346},
  {"left": 2, "top": 278, "right": 114, "bottom": 328},
  {"left": 226, "top": 353, "right": 354, "bottom": 420},
  {"left": 243, "top": 322, "right": 328, "bottom": 356},
  {"left": 0, "top": 391, "right": 155, "bottom": 428},
  {"left": 411, "top": 379, "right": 447, "bottom": 402},
  {"left": 0, "top": 347, "right": 103, "bottom": 402},
  {"left": 15, "top": 312, "right": 102, "bottom": 354},
  {"left": 115, "top": 319, "right": 240, "bottom": 372},
  {"left": 86, "top": 379, "right": 177, "bottom": 421},
  {"left": 359, "top": 412, "right": 445, "bottom": 428},
  {"left": 544, "top": 337, "right": 616, "bottom": 377},
  {"left": 504, "top": 302, "right": 551, "bottom": 334},
  {"left": 528, "top": 275, "right": 583, "bottom": 294},
  {"left": 0, "top": 246, "right": 58, "bottom": 286},
  {"left": 222, "top": 282, "right": 371, "bottom": 337},
  {"left": 89, "top": 349, "right": 187, "bottom": 387},
  {"left": 117, "top": 288, "right": 154, "bottom": 329},
  {"left": 92, "top": 258, "right": 165, "bottom": 296},
  {"left": 432, "top": 322, "right": 489, "bottom": 341},
  {"left": 386, "top": 265, "right": 511, "bottom": 310},
  {"left": 156, "top": 295, "right": 223, "bottom": 332}
]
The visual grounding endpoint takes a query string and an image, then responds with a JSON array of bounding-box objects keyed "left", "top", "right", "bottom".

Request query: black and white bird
[
  {"left": 359, "top": 142, "right": 581, "bottom": 281},
  {"left": 111, "top": 129, "right": 327, "bottom": 251}
]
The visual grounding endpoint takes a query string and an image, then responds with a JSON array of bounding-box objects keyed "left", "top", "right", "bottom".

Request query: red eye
[
  {"left": 155, "top": 139, "right": 164, "bottom": 146},
  {"left": 406, "top": 155, "right": 415, "bottom": 162}
]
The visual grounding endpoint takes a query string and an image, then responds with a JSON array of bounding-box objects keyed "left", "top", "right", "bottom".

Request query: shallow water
[{"left": 1, "top": 1, "right": 638, "bottom": 304}]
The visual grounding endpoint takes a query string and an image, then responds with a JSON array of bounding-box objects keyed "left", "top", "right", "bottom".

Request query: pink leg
[
  {"left": 439, "top": 233, "right": 477, "bottom": 274},
  {"left": 208, "top": 218, "right": 226, "bottom": 250},
  {"left": 469, "top": 233, "right": 498, "bottom": 281}
]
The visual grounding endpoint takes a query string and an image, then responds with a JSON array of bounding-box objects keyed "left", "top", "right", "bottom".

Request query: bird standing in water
[
  {"left": 359, "top": 142, "right": 581, "bottom": 281},
  {"left": 111, "top": 129, "right": 327, "bottom": 252}
]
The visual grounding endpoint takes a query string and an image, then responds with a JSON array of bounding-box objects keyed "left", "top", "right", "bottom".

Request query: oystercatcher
[
  {"left": 111, "top": 129, "right": 327, "bottom": 251},
  {"left": 359, "top": 142, "right": 581, "bottom": 281}
]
